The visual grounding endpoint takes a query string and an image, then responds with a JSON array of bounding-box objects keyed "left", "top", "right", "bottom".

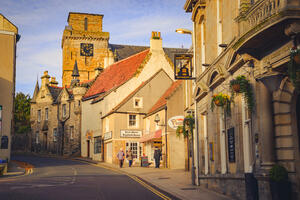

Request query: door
[
  {"left": 87, "top": 140, "right": 90, "bottom": 158},
  {"left": 43, "top": 132, "right": 47, "bottom": 151}
]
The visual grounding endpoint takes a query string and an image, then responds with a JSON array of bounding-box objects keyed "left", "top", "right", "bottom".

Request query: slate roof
[
  {"left": 109, "top": 43, "right": 188, "bottom": 62},
  {"left": 148, "top": 80, "right": 182, "bottom": 114},
  {"left": 47, "top": 85, "right": 63, "bottom": 102},
  {"left": 83, "top": 49, "right": 150, "bottom": 100}
]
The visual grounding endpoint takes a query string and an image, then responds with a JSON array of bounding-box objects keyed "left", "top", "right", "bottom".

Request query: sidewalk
[
  {"left": 75, "top": 157, "right": 230, "bottom": 200},
  {"left": 0, "top": 161, "right": 28, "bottom": 179}
]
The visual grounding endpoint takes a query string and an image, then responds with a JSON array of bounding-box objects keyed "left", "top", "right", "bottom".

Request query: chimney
[
  {"left": 49, "top": 77, "right": 58, "bottom": 86},
  {"left": 41, "top": 71, "right": 50, "bottom": 86},
  {"left": 150, "top": 31, "right": 163, "bottom": 52}
]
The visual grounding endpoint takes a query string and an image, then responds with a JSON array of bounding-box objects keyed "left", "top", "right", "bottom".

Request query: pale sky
[{"left": 0, "top": 0, "right": 192, "bottom": 96}]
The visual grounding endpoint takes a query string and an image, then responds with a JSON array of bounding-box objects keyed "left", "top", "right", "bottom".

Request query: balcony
[{"left": 235, "top": 0, "right": 300, "bottom": 59}]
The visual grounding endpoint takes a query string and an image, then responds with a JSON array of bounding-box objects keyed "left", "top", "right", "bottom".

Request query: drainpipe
[{"left": 165, "top": 107, "right": 168, "bottom": 168}]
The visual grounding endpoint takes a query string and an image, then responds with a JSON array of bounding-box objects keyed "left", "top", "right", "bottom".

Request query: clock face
[{"left": 80, "top": 43, "right": 93, "bottom": 57}]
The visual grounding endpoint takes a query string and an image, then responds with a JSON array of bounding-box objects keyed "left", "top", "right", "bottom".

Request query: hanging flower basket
[
  {"left": 230, "top": 75, "right": 254, "bottom": 113},
  {"left": 211, "top": 93, "right": 231, "bottom": 115},
  {"left": 176, "top": 115, "right": 195, "bottom": 138}
]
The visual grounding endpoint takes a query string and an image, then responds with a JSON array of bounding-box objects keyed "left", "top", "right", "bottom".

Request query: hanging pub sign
[
  {"left": 174, "top": 53, "right": 193, "bottom": 80},
  {"left": 227, "top": 127, "right": 236, "bottom": 163}
]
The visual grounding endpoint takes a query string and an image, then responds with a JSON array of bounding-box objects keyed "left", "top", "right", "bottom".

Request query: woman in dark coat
[{"left": 154, "top": 148, "right": 162, "bottom": 168}]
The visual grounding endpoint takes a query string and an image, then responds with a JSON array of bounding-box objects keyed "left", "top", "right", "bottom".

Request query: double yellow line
[{"left": 76, "top": 160, "right": 171, "bottom": 200}]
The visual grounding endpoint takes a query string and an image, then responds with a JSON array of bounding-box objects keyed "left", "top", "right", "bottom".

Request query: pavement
[
  {"left": 74, "top": 157, "right": 231, "bottom": 200},
  {"left": 0, "top": 160, "right": 33, "bottom": 179}
]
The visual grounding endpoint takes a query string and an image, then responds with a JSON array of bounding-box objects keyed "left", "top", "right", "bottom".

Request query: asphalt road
[{"left": 0, "top": 155, "right": 170, "bottom": 200}]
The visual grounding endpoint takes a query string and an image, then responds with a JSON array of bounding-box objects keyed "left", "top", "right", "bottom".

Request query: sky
[{"left": 0, "top": 0, "right": 192, "bottom": 96}]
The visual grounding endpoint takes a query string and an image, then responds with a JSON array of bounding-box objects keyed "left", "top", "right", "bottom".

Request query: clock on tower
[{"left": 80, "top": 43, "right": 94, "bottom": 57}]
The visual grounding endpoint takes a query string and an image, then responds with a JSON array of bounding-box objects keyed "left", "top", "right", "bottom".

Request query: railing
[{"left": 242, "top": 0, "right": 286, "bottom": 33}]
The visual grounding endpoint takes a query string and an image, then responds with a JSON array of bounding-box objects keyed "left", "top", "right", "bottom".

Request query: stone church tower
[{"left": 61, "top": 12, "right": 114, "bottom": 86}]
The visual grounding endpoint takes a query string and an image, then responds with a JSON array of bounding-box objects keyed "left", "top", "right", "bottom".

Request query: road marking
[{"left": 74, "top": 160, "right": 171, "bottom": 200}]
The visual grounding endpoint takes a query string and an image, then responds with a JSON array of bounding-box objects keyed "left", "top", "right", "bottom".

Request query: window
[
  {"left": 36, "top": 131, "right": 39, "bottom": 143},
  {"left": 94, "top": 137, "right": 102, "bottom": 154},
  {"left": 37, "top": 110, "right": 41, "bottom": 122},
  {"left": 45, "top": 108, "right": 48, "bottom": 121},
  {"left": 70, "top": 126, "right": 74, "bottom": 140},
  {"left": 53, "top": 128, "right": 57, "bottom": 142},
  {"left": 84, "top": 17, "right": 88, "bottom": 31},
  {"left": 62, "top": 104, "right": 66, "bottom": 118},
  {"left": 126, "top": 142, "right": 139, "bottom": 159},
  {"left": 129, "top": 114, "right": 137, "bottom": 127},
  {"left": 133, "top": 97, "right": 143, "bottom": 108}
]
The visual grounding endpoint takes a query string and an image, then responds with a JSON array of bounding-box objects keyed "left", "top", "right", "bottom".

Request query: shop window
[
  {"left": 133, "top": 97, "right": 143, "bottom": 108},
  {"left": 126, "top": 142, "right": 139, "bottom": 159},
  {"left": 129, "top": 114, "right": 137, "bottom": 128},
  {"left": 38, "top": 110, "right": 41, "bottom": 122},
  {"left": 94, "top": 137, "right": 102, "bottom": 154},
  {"left": 45, "top": 108, "right": 48, "bottom": 121},
  {"left": 53, "top": 128, "right": 57, "bottom": 142},
  {"left": 70, "top": 126, "right": 74, "bottom": 140}
]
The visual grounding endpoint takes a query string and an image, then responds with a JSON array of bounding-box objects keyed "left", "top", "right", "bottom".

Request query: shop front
[{"left": 140, "top": 129, "right": 162, "bottom": 165}]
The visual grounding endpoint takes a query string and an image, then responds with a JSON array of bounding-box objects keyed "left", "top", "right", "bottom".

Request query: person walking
[
  {"left": 154, "top": 147, "right": 162, "bottom": 168},
  {"left": 117, "top": 148, "right": 125, "bottom": 168},
  {"left": 126, "top": 149, "right": 133, "bottom": 167}
]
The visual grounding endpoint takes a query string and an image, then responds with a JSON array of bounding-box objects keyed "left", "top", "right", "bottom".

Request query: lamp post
[{"left": 176, "top": 27, "right": 199, "bottom": 186}]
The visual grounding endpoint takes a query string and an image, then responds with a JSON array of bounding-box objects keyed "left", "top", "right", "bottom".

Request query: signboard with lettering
[
  {"left": 120, "top": 130, "right": 142, "bottom": 138},
  {"left": 174, "top": 54, "right": 193, "bottom": 80},
  {"left": 168, "top": 116, "right": 184, "bottom": 129},
  {"left": 227, "top": 127, "right": 236, "bottom": 163},
  {"left": 104, "top": 131, "right": 112, "bottom": 140}
]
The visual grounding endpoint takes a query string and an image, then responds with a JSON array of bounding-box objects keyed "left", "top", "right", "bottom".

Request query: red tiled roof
[
  {"left": 148, "top": 80, "right": 182, "bottom": 114},
  {"left": 83, "top": 49, "right": 150, "bottom": 99}
]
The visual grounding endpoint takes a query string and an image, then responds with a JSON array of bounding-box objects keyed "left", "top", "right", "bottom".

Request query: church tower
[{"left": 61, "top": 12, "right": 110, "bottom": 86}]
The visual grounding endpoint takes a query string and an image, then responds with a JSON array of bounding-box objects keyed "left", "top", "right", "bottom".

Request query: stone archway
[{"left": 273, "top": 77, "right": 300, "bottom": 198}]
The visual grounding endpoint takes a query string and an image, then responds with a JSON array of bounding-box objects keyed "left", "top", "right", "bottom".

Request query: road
[{"left": 0, "top": 155, "right": 172, "bottom": 200}]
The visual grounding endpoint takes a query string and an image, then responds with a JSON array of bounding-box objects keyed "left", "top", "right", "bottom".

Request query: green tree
[{"left": 14, "top": 92, "right": 31, "bottom": 134}]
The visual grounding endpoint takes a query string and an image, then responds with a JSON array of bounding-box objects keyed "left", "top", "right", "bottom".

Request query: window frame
[
  {"left": 53, "top": 128, "right": 57, "bottom": 142},
  {"left": 128, "top": 114, "right": 138, "bottom": 128},
  {"left": 62, "top": 104, "right": 67, "bottom": 118},
  {"left": 37, "top": 110, "right": 41, "bottom": 122},
  {"left": 133, "top": 97, "right": 143, "bottom": 108},
  {"left": 94, "top": 136, "right": 102, "bottom": 154},
  {"left": 45, "top": 108, "right": 48, "bottom": 121},
  {"left": 70, "top": 126, "right": 74, "bottom": 140}
]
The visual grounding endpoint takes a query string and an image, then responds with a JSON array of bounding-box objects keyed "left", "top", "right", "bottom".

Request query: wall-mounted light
[
  {"left": 219, "top": 44, "right": 228, "bottom": 48},
  {"left": 175, "top": 28, "right": 192, "bottom": 35}
]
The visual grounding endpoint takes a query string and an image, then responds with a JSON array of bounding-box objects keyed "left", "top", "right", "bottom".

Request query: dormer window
[
  {"left": 133, "top": 97, "right": 143, "bottom": 108},
  {"left": 45, "top": 108, "right": 48, "bottom": 121},
  {"left": 62, "top": 104, "right": 67, "bottom": 118}
]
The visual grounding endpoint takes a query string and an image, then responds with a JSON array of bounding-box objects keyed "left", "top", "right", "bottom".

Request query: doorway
[{"left": 43, "top": 132, "right": 47, "bottom": 151}]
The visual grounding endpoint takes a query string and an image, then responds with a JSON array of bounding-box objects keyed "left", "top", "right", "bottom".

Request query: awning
[{"left": 140, "top": 129, "right": 162, "bottom": 143}]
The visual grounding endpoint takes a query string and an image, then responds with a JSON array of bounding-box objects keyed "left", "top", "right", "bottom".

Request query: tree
[{"left": 14, "top": 92, "right": 31, "bottom": 134}]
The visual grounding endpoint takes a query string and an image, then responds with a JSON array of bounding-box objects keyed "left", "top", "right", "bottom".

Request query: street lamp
[{"left": 176, "top": 27, "right": 198, "bottom": 186}]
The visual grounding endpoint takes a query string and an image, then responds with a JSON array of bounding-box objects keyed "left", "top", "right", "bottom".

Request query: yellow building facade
[{"left": 0, "top": 14, "right": 19, "bottom": 163}]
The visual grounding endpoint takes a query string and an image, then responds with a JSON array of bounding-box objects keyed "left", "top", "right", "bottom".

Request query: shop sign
[
  {"left": 120, "top": 130, "right": 142, "bottom": 138},
  {"left": 86, "top": 131, "right": 93, "bottom": 140},
  {"left": 104, "top": 131, "right": 112, "bottom": 140},
  {"left": 174, "top": 54, "right": 193, "bottom": 80},
  {"left": 227, "top": 127, "right": 236, "bottom": 163},
  {"left": 168, "top": 116, "right": 184, "bottom": 129}
]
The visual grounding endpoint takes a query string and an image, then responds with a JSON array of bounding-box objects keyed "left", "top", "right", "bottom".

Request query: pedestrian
[
  {"left": 126, "top": 149, "right": 133, "bottom": 167},
  {"left": 154, "top": 147, "right": 162, "bottom": 168},
  {"left": 117, "top": 148, "right": 125, "bottom": 168}
]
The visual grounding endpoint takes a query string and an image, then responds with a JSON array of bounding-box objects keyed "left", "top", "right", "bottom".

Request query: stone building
[
  {"left": 184, "top": 0, "right": 300, "bottom": 199},
  {"left": 30, "top": 65, "right": 88, "bottom": 156},
  {"left": 0, "top": 14, "right": 20, "bottom": 163},
  {"left": 61, "top": 12, "right": 150, "bottom": 86}
]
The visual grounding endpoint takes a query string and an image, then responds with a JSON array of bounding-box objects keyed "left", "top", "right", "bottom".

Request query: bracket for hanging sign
[{"left": 174, "top": 53, "right": 195, "bottom": 80}]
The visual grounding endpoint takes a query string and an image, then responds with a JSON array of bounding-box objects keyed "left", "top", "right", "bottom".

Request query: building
[
  {"left": 61, "top": 12, "right": 150, "bottom": 86},
  {"left": 141, "top": 80, "right": 187, "bottom": 169},
  {"left": 81, "top": 32, "right": 187, "bottom": 164},
  {"left": 184, "top": 0, "right": 300, "bottom": 199},
  {"left": 30, "top": 66, "right": 88, "bottom": 156},
  {"left": 0, "top": 14, "right": 19, "bottom": 163}
]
